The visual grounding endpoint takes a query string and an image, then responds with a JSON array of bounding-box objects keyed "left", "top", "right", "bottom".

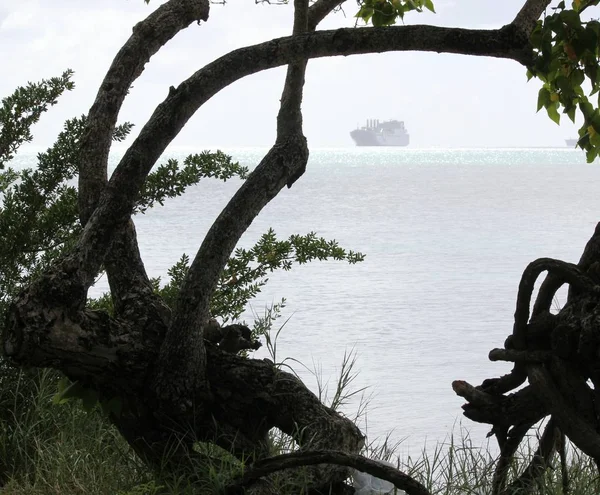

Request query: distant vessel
[
  {"left": 350, "top": 119, "right": 410, "bottom": 147},
  {"left": 565, "top": 138, "right": 578, "bottom": 147}
]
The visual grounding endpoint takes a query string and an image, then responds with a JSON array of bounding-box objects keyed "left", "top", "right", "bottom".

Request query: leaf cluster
[
  {"left": 528, "top": 1, "right": 600, "bottom": 161},
  {"left": 153, "top": 229, "right": 365, "bottom": 324},
  {"left": 355, "top": 0, "right": 434, "bottom": 27},
  {"left": 0, "top": 70, "right": 74, "bottom": 167},
  {"left": 0, "top": 74, "right": 249, "bottom": 322},
  {"left": 136, "top": 152, "right": 248, "bottom": 213},
  {"left": 0, "top": 114, "right": 132, "bottom": 314}
]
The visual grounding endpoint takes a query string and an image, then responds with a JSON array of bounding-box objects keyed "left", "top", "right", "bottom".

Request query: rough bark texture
[{"left": 512, "top": 0, "right": 552, "bottom": 38}]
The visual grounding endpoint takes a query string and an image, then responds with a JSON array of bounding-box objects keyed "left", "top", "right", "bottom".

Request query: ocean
[{"left": 14, "top": 147, "right": 600, "bottom": 455}]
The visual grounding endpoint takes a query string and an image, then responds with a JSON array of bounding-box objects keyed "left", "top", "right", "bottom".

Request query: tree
[{"left": 3, "top": 0, "right": 600, "bottom": 493}]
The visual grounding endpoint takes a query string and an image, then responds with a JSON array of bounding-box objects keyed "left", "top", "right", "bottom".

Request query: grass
[{"left": 2, "top": 308, "right": 599, "bottom": 495}]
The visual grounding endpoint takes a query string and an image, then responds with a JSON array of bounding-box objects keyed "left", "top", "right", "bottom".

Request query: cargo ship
[
  {"left": 350, "top": 119, "right": 410, "bottom": 147},
  {"left": 565, "top": 138, "right": 578, "bottom": 147}
]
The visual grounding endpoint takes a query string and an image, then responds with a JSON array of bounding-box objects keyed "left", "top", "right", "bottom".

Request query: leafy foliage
[
  {"left": 0, "top": 115, "right": 133, "bottom": 316},
  {"left": 0, "top": 70, "right": 74, "bottom": 167},
  {"left": 528, "top": 1, "right": 600, "bottom": 161},
  {"left": 0, "top": 76, "right": 249, "bottom": 323},
  {"left": 355, "top": 0, "right": 434, "bottom": 27},
  {"left": 153, "top": 229, "right": 365, "bottom": 323},
  {"left": 136, "top": 152, "right": 248, "bottom": 213}
]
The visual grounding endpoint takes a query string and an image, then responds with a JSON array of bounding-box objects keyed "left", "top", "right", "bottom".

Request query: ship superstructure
[{"left": 350, "top": 119, "right": 410, "bottom": 147}]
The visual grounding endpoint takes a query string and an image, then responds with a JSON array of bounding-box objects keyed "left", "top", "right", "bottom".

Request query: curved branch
[
  {"left": 307, "top": 0, "right": 344, "bottom": 30},
  {"left": 224, "top": 450, "right": 432, "bottom": 495},
  {"left": 512, "top": 258, "right": 595, "bottom": 349},
  {"left": 532, "top": 275, "right": 564, "bottom": 316},
  {"left": 74, "top": 21, "right": 535, "bottom": 290},
  {"left": 77, "top": 0, "right": 208, "bottom": 322},
  {"left": 78, "top": 0, "right": 210, "bottom": 224},
  {"left": 152, "top": 0, "right": 341, "bottom": 408},
  {"left": 533, "top": 222, "right": 600, "bottom": 315}
]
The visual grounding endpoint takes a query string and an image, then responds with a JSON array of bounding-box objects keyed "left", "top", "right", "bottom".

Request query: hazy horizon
[{"left": 1, "top": 0, "right": 577, "bottom": 150}]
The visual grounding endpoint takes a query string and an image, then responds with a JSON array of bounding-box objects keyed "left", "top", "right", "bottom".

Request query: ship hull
[{"left": 350, "top": 129, "right": 410, "bottom": 147}]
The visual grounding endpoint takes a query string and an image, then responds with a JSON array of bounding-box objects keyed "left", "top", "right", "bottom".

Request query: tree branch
[
  {"left": 452, "top": 381, "right": 547, "bottom": 427},
  {"left": 533, "top": 222, "right": 600, "bottom": 315},
  {"left": 73, "top": 21, "right": 534, "bottom": 293},
  {"left": 224, "top": 450, "right": 432, "bottom": 495},
  {"left": 77, "top": 0, "right": 209, "bottom": 323},
  {"left": 78, "top": 0, "right": 209, "bottom": 224},
  {"left": 511, "top": 258, "right": 595, "bottom": 350},
  {"left": 307, "top": 0, "right": 345, "bottom": 30},
  {"left": 151, "top": 0, "right": 340, "bottom": 415},
  {"left": 493, "top": 422, "right": 535, "bottom": 495},
  {"left": 501, "top": 418, "right": 558, "bottom": 495},
  {"left": 511, "top": 0, "right": 551, "bottom": 39}
]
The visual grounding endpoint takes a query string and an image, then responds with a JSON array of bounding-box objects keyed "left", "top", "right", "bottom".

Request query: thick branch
[
  {"left": 489, "top": 348, "right": 552, "bottom": 363},
  {"left": 76, "top": 0, "right": 209, "bottom": 323},
  {"left": 452, "top": 381, "right": 547, "bottom": 427},
  {"left": 224, "top": 450, "right": 432, "bottom": 495},
  {"left": 78, "top": 0, "right": 210, "bottom": 224},
  {"left": 501, "top": 418, "right": 558, "bottom": 495},
  {"left": 493, "top": 422, "right": 534, "bottom": 495},
  {"left": 512, "top": 0, "right": 551, "bottom": 39},
  {"left": 152, "top": 0, "right": 337, "bottom": 408},
  {"left": 292, "top": 0, "right": 308, "bottom": 34}
]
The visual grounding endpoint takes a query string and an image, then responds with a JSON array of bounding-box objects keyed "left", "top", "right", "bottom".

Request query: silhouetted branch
[
  {"left": 79, "top": 0, "right": 209, "bottom": 223},
  {"left": 224, "top": 450, "right": 432, "bottom": 495}
]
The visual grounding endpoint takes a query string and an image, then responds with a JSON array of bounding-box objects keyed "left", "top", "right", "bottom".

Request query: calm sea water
[{"left": 15, "top": 147, "right": 600, "bottom": 454}]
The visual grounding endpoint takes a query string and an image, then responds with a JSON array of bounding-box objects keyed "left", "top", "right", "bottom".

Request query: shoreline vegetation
[
  {"left": 2, "top": 335, "right": 599, "bottom": 495},
  {"left": 2, "top": 373, "right": 599, "bottom": 495}
]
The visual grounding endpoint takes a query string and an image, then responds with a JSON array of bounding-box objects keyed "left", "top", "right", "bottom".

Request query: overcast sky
[{"left": 0, "top": 0, "right": 577, "bottom": 149}]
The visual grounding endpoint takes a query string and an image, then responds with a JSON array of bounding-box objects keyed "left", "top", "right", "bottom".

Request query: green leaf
[
  {"left": 590, "top": 131, "right": 600, "bottom": 147},
  {"left": 546, "top": 102, "right": 561, "bottom": 124},
  {"left": 530, "top": 22, "right": 544, "bottom": 49},
  {"left": 537, "top": 87, "right": 551, "bottom": 111},
  {"left": 586, "top": 147, "right": 597, "bottom": 162},
  {"left": 559, "top": 9, "right": 580, "bottom": 29},
  {"left": 569, "top": 68, "right": 585, "bottom": 87},
  {"left": 423, "top": 0, "right": 435, "bottom": 12}
]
